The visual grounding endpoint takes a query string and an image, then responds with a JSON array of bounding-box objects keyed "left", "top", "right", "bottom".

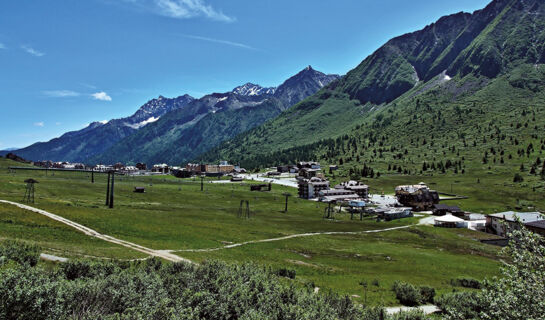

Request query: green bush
[
  {"left": 450, "top": 277, "right": 482, "bottom": 289},
  {"left": 389, "top": 309, "right": 430, "bottom": 320},
  {"left": 0, "top": 242, "right": 375, "bottom": 319},
  {"left": 418, "top": 286, "right": 435, "bottom": 304},
  {"left": 392, "top": 281, "right": 422, "bottom": 306},
  {"left": 392, "top": 281, "right": 436, "bottom": 306},
  {"left": 0, "top": 240, "right": 40, "bottom": 267},
  {"left": 434, "top": 291, "right": 482, "bottom": 320},
  {"left": 272, "top": 267, "right": 296, "bottom": 279}
]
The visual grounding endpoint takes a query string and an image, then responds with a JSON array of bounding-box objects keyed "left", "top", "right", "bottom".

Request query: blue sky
[{"left": 0, "top": 0, "right": 490, "bottom": 149}]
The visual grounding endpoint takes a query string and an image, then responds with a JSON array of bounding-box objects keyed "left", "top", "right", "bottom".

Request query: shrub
[
  {"left": 419, "top": 286, "right": 435, "bottom": 304},
  {"left": 392, "top": 281, "right": 422, "bottom": 306},
  {"left": 450, "top": 277, "right": 482, "bottom": 289},
  {"left": 434, "top": 291, "right": 482, "bottom": 320},
  {"left": 272, "top": 267, "right": 296, "bottom": 279},
  {"left": 389, "top": 309, "right": 430, "bottom": 320},
  {"left": 0, "top": 242, "right": 370, "bottom": 320},
  {"left": 0, "top": 240, "right": 40, "bottom": 267}
]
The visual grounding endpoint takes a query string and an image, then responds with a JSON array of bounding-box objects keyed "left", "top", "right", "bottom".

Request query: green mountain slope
[{"left": 201, "top": 0, "right": 545, "bottom": 172}]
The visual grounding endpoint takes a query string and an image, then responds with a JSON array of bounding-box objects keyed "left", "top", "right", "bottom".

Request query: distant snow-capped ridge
[{"left": 231, "top": 83, "right": 276, "bottom": 96}]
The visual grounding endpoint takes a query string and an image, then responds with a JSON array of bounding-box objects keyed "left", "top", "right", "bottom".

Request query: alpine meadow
[{"left": 1, "top": 0, "right": 544, "bottom": 319}]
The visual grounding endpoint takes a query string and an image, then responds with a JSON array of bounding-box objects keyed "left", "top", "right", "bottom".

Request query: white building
[{"left": 487, "top": 211, "right": 544, "bottom": 237}]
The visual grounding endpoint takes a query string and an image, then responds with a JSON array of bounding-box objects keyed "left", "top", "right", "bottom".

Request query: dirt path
[
  {"left": 178, "top": 224, "right": 414, "bottom": 253},
  {"left": 2, "top": 199, "right": 433, "bottom": 261},
  {"left": 0, "top": 200, "right": 193, "bottom": 264},
  {"left": 176, "top": 214, "right": 434, "bottom": 253}
]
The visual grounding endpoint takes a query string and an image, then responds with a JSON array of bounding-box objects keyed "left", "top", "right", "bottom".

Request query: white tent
[{"left": 434, "top": 214, "right": 467, "bottom": 228}]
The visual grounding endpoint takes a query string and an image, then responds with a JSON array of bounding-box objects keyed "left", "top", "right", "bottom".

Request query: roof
[
  {"left": 433, "top": 204, "right": 462, "bottom": 212},
  {"left": 489, "top": 212, "right": 543, "bottom": 223},
  {"left": 321, "top": 194, "right": 361, "bottom": 202},
  {"left": 525, "top": 220, "right": 545, "bottom": 230},
  {"left": 320, "top": 189, "right": 356, "bottom": 196},
  {"left": 395, "top": 184, "right": 430, "bottom": 193},
  {"left": 435, "top": 214, "right": 464, "bottom": 223}
]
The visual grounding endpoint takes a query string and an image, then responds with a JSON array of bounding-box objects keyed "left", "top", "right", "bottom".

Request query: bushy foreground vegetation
[
  {"left": 434, "top": 227, "right": 545, "bottom": 320},
  {"left": 1, "top": 223, "right": 543, "bottom": 319},
  {"left": 0, "top": 240, "right": 425, "bottom": 320}
]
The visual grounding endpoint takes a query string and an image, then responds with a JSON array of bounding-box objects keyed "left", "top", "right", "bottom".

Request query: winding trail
[
  {"left": 177, "top": 224, "right": 414, "bottom": 253},
  {"left": 2, "top": 199, "right": 434, "bottom": 261},
  {"left": 0, "top": 200, "right": 193, "bottom": 264}
]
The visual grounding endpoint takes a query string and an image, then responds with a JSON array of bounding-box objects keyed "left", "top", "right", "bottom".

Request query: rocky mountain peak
[{"left": 232, "top": 83, "right": 276, "bottom": 96}]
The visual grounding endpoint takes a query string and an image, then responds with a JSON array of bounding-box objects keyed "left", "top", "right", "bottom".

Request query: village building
[
  {"left": 336, "top": 180, "right": 369, "bottom": 199},
  {"left": 186, "top": 162, "right": 234, "bottom": 176},
  {"left": 432, "top": 204, "right": 463, "bottom": 216},
  {"left": 135, "top": 163, "right": 147, "bottom": 171},
  {"left": 395, "top": 183, "right": 439, "bottom": 210},
  {"left": 318, "top": 189, "right": 360, "bottom": 203},
  {"left": 94, "top": 164, "right": 113, "bottom": 172},
  {"left": 525, "top": 220, "right": 545, "bottom": 236},
  {"left": 297, "top": 161, "right": 321, "bottom": 170},
  {"left": 113, "top": 163, "right": 125, "bottom": 170},
  {"left": 185, "top": 163, "right": 202, "bottom": 174},
  {"left": 379, "top": 207, "right": 413, "bottom": 221},
  {"left": 123, "top": 166, "right": 138, "bottom": 174},
  {"left": 298, "top": 177, "right": 329, "bottom": 199},
  {"left": 299, "top": 168, "right": 323, "bottom": 179},
  {"left": 152, "top": 164, "right": 170, "bottom": 174},
  {"left": 486, "top": 211, "right": 544, "bottom": 237}
]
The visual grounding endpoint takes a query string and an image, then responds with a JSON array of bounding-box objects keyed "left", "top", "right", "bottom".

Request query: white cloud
[
  {"left": 0, "top": 43, "right": 5, "bottom": 49},
  {"left": 22, "top": 45, "right": 45, "bottom": 57},
  {"left": 127, "top": 0, "right": 234, "bottom": 22},
  {"left": 91, "top": 91, "right": 112, "bottom": 101},
  {"left": 34, "top": 122, "right": 45, "bottom": 127},
  {"left": 181, "top": 34, "right": 257, "bottom": 50},
  {"left": 42, "top": 90, "right": 81, "bottom": 98},
  {"left": 55, "top": 122, "right": 62, "bottom": 126}
]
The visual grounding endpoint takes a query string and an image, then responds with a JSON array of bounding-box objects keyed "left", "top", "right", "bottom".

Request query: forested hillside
[{"left": 202, "top": 0, "right": 545, "bottom": 186}]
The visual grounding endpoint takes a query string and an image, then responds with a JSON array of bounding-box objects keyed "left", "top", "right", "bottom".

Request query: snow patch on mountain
[
  {"left": 125, "top": 116, "right": 160, "bottom": 129},
  {"left": 232, "top": 83, "right": 276, "bottom": 96}
]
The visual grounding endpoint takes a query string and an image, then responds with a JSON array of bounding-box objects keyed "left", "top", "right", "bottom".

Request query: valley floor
[{"left": 0, "top": 158, "right": 501, "bottom": 306}]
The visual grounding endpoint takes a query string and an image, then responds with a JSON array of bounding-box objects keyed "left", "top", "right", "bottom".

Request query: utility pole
[
  {"left": 109, "top": 172, "right": 115, "bottom": 209},
  {"left": 201, "top": 175, "right": 204, "bottom": 191},
  {"left": 91, "top": 169, "right": 94, "bottom": 183},
  {"left": 106, "top": 172, "right": 111, "bottom": 206},
  {"left": 283, "top": 193, "right": 291, "bottom": 212}
]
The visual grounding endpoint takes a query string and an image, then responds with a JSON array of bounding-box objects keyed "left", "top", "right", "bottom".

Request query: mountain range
[
  {"left": 8, "top": 0, "right": 545, "bottom": 177},
  {"left": 10, "top": 66, "right": 338, "bottom": 164},
  {"left": 201, "top": 0, "right": 545, "bottom": 171}
]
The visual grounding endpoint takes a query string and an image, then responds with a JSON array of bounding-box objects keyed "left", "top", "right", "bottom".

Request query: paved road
[
  {"left": 0, "top": 200, "right": 193, "bottom": 264},
  {"left": 241, "top": 173, "right": 299, "bottom": 188}
]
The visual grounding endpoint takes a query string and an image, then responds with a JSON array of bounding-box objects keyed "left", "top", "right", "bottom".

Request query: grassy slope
[
  {"left": 0, "top": 205, "right": 145, "bottom": 260},
  {"left": 0, "top": 158, "right": 501, "bottom": 305}
]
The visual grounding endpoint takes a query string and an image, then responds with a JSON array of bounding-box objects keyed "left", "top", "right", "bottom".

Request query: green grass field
[{"left": 0, "top": 158, "right": 501, "bottom": 306}]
